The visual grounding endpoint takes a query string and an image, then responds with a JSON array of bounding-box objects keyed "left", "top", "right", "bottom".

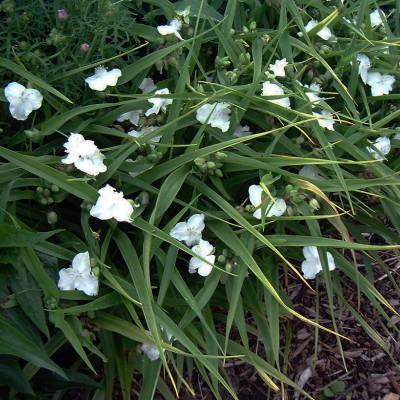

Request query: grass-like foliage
[{"left": 0, "top": 0, "right": 399, "bottom": 398}]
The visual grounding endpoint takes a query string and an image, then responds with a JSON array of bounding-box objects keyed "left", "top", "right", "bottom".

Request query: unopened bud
[
  {"left": 249, "top": 21, "right": 257, "bottom": 30},
  {"left": 309, "top": 198, "right": 320, "bottom": 210},
  {"left": 51, "top": 184, "right": 60, "bottom": 192},
  {"left": 81, "top": 43, "right": 90, "bottom": 52},
  {"left": 206, "top": 161, "right": 216, "bottom": 169},
  {"left": 215, "top": 169, "right": 223, "bottom": 177},
  {"left": 57, "top": 9, "right": 67, "bottom": 19},
  {"left": 47, "top": 211, "right": 58, "bottom": 224},
  {"left": 218, "top": 255, "right": 226, "bottom": 263}
]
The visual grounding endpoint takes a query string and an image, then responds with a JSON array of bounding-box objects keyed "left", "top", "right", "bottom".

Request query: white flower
[
  {"left": 248, "top": 185, "right": 287, "bottom": 219},
  {"left": 85, "top": 67, "right": 122, "bottom": 91},
  {"left": 366, "top": 72, "right": 396, "bottom": 96},
  {"left": 145, "top": 88, "right": 173, "bottom": 116},
  {"left": 58, "top": 251, "right": 98, "bottom": 296},
  {"left": 299, "top": 165, "right": 325, "bottom": 180},
  {"left": 356, "top": 54, "right": 371, "bottom": 84},
  {"left": 139, "top": 77, "right": 157, "bottom": 94},
  {"left": 303, "top": 82, "right": 322, "bottom": 106},
  {"left": 157, "top": 19, "right": 183, "bottom": 40},
  {"left": 312, "top": 110, "right": 335, "bottom": 131},
  {"left": 233, "top": 125, "right": 253, "bottom": 138},
  {"left": 298, "top": 20, "right": 333, "bottom": 40},
  {"left": 301, "top": 246, "right": 336, "bottom": 280},
  {"left": 128, "top": 126, "right": 161, "bottom": 149},
  {"left": 61, "top": 133, "right": 107, "bottom": 176},
  {"left": 370, "top": 9, "right": 384, "bottom": 27},
  {"left": 169, "top": 214, "right": 205, "bottom": 246},
  {"left": 261, "top": 81, "right": 290, "bottom": 108},
  {"left": 117, "top": 110, "right": 142, "bottom": 125},
  {"left": 140, "top": 329, "right": 174, "bottom": 361},
  {"left": 90, "top": 184, "right": 133, "bottom": 222},
  {"left": 4, "top": 82, "right": 43, "bottom": 121},
  {"left": 269, "top": 58, "right": 288, "bottom": 77},
  {"left": 189, "top": 239, "right": 215, "bottom": 277},
  {"left": 366, "top": 137, "right": 391, "bottom": 159},
  {"left": 196, "top": 102, "right": 231, "bottom": 132}
]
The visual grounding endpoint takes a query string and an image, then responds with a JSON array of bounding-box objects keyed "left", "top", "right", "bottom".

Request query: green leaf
[
  {"left": 0, "top": 225, "right": 61, "bottom": 248},
  {"left": 0, "top": 319, "right": 67, "bottom": 379},
  {"left": 0, "top": 356, "right": 34, "bottom": 395}
]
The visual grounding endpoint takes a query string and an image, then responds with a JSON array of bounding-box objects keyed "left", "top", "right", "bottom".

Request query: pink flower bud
[
  {"left": 81, "top": 43, "right": 90, "bottom": 52},
  {"left": 58, "top": 9, "right": 67, "bottom": 19}
]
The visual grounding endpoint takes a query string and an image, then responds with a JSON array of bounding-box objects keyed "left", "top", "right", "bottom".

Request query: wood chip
[{"left": 383, "top": 394, "right": 400, "bottom": 400}]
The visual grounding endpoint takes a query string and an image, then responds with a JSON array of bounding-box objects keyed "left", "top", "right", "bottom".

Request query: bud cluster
[
  {"left": 36, "top": 180, "right": 60, "bottom": 206},
  {"left": 193, "top": 152, "right": 227, "bottom": 177},
  {"left": 217, "top": 248, "right": 238, "bottom": 284},
  {"left": 285, "top": 184, "right": 320, "bottom": 216}
]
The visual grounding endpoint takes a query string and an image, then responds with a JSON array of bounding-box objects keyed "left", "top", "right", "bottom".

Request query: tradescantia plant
[{"left": 0, "top": 0, "right": 399, "bottom": 398}]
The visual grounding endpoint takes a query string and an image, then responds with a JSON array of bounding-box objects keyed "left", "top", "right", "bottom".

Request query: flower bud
[
  {"left": 229, "top": 28, "right": 235, "bottom": 36},
  {"left": 51, "top": 184, "right": 60, "bottom": 192},
  {"left": 136, "top": 191, "right": 149, "bottom": 206},
  {"left": 81, "top": 43, "right": 90, "bottom": 52},
  {"left": 40, "top": 198, "right": 48, "bottom": 206},
  {"left": 309, "top": 198, "right": 320, "bottom": 210},
  {"left": 218, "top": 255, "right": 226, "bottom": 263},
  {"left": 36, "top": 186, "right": 44, "bottom": 194},
  {"left": 47, "top": 197, "right": 54, "bottom": 204},
  {"left": 206, "top": 161, "right": 216, "bottom": 169},
  {"left": 289, "top": 189, "right": 298, "bottom": 197},
  {"left": 286, "top": 205, "right": 295, "bottom": 216},
  {"left": 43, "top": 189, "right": 50, "bottom": 197},
  {"left": 45, "top": 297, "right": 58, "bottom": 310},
  {"left": 47, "top": 211, "right": 58, "bottom": 224},
  {"left": 91, "top": 266, "right": 100, "bottom": 277},
  {"left": 57, "top": 9, "right": 67, "bottom": 19},
  {"left": 215, "top": 169, "right": 223, "bottom": 178},
  {"left": 24, "top": 128, "right": 42, "bottom": 143}
]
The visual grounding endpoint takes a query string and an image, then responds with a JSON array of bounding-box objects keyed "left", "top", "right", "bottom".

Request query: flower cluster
[
  {"left": 61, "top": 133, "right": 107, "bottom": 176},
  {"left": 170, "top": 214, "right": 215, "bottom": 276}
]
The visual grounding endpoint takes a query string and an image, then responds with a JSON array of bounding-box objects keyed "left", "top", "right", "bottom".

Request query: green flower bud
[
  {"left": 24, "top": 128, "right": 42, "bottom": 143},
  {"left": 249, "top": 21, "right": 257, "bottom": 30},
  {"left": 225, "top": 263, "right": 232, "bottom": 273},
  {"left": 43, "top": 189, "right": 50, "bottom": 197},
  {"left": 289, "top": 189, "right": 298, "bottom": 197},
  {"left": 215, "top": 169, "right": 223, "bottom": 178},
  {"left": 156, "top": 37, "right": 166, "bottom": 45},
  {"left": 206, "top": 161, "right": 216, "bottom": 169},
  {"left": 36, "top": 186, "right": 44, "bottom": 194},
  {"left": 309, "top": 198, "right": 320, "bottom": 210},
  {"left": 155, "top": 59, "right": 163, "bottom": 72},
  {"left": 47, "top": 211, "right": 58, "bottom": 224},
  {"left": 296, "top": 136, "right": 305, "bottom": 144},
  {"left": 218, "top": 255, "right": 226, "bottom": 263},
  {"left": 45, "top": 297, "right": 58, "bottom": 310},
  {"left": 40, "top": 198, "right": 48, "bottom": 206},
  {"left": 222, "top": 249, "right": 229, "bottom": 257},
  {"left": 229, "top": 28, "right": 235, "bottom": 36},
  {"left": 51, "top": 184, "right": 60, "bottom": 192},
  {"left": 285, "top": 184, "right": 293, "bottom": 194},
  {"left": 47, "top": 197, "right": 54, "bottom": 204},
  {"left": 215, "top": 151, "right": 227, "bottom": 159},
  {"left": 286, "top": 205, "right": 295, "bottom": 216},
  {"left": 91, "top": 266, "right": 100, "bottom": 277},
  {"left": 194, "top": 157, "right": 205, "bottom": 165},
  {"left": 168, "top": 56, "right": 178, "bottom": 67},
  {"left": 242, "top": 26, "right": 249, "bottom": 33}
]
